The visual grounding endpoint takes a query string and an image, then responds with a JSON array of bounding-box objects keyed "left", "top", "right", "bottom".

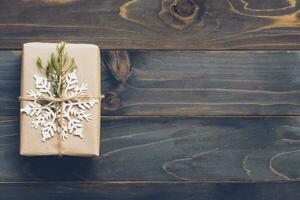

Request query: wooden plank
[
  {"left": 0, "top": 0, "right": 299, "bottom": 50},
  {"left": 1, "top": 116, "right": 300, "bottom": 181},
  {"left": 2, "top": 50, "right": 300, "bottom": 116},
  {"left": 1, "top": 182, "right": 300, "bottom": 200}
]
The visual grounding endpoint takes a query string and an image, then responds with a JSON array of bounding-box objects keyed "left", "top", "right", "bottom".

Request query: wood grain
[
  {"left": 2, "top": 50, "right": 300, "bottom": 116},
  {"left": 0, "top": 0, "right": 299, "bottom": 50},
  {"left": 1, "top": 116, "right": 300, "bottom": 182},
  {"left": 1, "top": 182, "right": 300, "bottom": 200},
  {"left": 1, "top": 1, "right": 299, "bottom": 198}
]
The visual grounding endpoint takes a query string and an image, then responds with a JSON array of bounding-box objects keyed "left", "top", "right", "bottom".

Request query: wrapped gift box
[{"left": 20, "top": 42, "right": 101, "bottom": 157}]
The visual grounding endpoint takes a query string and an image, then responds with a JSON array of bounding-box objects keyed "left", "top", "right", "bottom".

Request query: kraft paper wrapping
[{"left": 20, "top": 43, "right": 101, "bottom": 157}]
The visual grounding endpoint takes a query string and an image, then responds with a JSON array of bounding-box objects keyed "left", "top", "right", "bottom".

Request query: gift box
[{"left": 20, "top": 42, "right": 101, "bottom": 157}]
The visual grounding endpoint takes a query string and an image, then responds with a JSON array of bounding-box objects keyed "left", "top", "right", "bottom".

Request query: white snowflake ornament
[{"left": 21, "top": 71, "right": 98, "bottom": 142}]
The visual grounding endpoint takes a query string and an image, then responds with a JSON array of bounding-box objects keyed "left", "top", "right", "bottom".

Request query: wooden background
[{"left": 0, "top": 0, "right": 300, "bottom": 199}]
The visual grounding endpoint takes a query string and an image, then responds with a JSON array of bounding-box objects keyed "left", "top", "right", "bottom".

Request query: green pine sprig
[{"left": 36, "top": 42, "right": 77, "bottom": 97}]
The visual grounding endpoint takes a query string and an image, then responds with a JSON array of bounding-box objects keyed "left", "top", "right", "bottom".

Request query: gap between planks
[
  {"left": 4, "top": 115, "right": 300, "bottom": 120},
  {"left": 0, "top": 180, "right": 299, "bottom": 184}
]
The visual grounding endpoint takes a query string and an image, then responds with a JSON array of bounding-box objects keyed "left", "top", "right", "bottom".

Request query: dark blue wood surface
[{"left": 0, "top": 0, "right": 300, "bottom": 198}]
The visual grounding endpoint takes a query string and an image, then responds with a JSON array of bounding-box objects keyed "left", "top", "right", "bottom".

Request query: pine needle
[{"left": 36, "top": 42, "right": 78, "bottom": 97}]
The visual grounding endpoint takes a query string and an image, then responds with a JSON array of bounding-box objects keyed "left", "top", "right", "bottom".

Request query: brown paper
[{"left": 20, "top": 43, "right": 101, "bottom": 157}]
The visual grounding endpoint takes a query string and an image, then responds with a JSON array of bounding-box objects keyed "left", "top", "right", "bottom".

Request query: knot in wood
[
  {"left": 102, "top": 92, "right": 121, "bottom": 110},
  {"left": 173, "top": 0, "right": 196, "bottom": 17},
  {"left": 108, "top": 51, "right": 131, "bottom": 83},
  {"left": 159, "top": 0, "right": 202, "bottom": 30}
]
